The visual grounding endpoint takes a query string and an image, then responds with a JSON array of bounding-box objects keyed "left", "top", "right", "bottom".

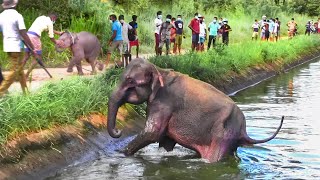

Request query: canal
[{"left": 48, "top": 57, "right": 320, "bottom": 179}]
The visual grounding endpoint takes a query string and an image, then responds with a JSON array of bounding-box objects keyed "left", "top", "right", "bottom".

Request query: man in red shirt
[{"left": 188, "top": 13, "right": 200, "bottom": 51}]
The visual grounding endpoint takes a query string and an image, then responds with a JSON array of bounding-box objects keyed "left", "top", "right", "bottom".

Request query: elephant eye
[{"left": 127, "top": 78, "right": 135, "bottom": 84}]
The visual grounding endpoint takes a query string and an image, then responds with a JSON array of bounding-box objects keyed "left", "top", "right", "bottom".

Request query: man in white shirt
[
  {"left": 0, "top": 0, "right": 34, "bottom": 96},
  {"left": 252, "top": 19, "right": 260, "bottom": 40},
  {"left": 198, "top": 15, "right": 207, "bottom": 51},
  {"left": 119, "top": 15, "right": 132, "bottom": 67},
  {"left": 154, "top": 11, "right": 162, "bottom": 55},
  {"left": 22, "top": 13, "right": 62, "bottom": 78}
]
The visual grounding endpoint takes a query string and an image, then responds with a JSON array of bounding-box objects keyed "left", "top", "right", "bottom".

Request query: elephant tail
[{"left": 239, "top": 116, "right": 284, "bottom": 146}]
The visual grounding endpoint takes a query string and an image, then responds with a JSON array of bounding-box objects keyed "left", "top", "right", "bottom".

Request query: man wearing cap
[
  {"left": 22, "top": 13, "right": 62, "bottom": 79},
  {"left": 0, "top": 0, "right": 35, "bottom": 96},
  {"left": 220, "top": 19, "right": 232, "bottom": 46}
]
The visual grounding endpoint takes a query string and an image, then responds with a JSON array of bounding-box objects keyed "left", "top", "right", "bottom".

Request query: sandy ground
[{"left": 2, "top": 65, "right": 96, "bottom": 94}]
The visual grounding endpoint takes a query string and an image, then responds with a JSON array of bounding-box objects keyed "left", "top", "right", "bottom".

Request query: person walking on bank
[
  {"left": 207, "top": 17, "right": 220, "bottom": 49},
  {"left": 105, "top": 14, "right": 123, "bottom": 67},
  {"left": 22, "top": 13, "right": 62, "bottom": 79},
  {"left": 0, "top": 0, "right": 35, "bottom": 96},
  {"left": 174, "top": 15, "right": 184, "bottom": 54},
  {"left": 129, "top": 15, "right": 139, "bottom": 58},
  {"left": 220, "top": 19, "right": 232, "bottom": 46},
  {"left": 154, "top": 11, "right": 162, "bottom": 56},
  {"left": 188, "top": 13, "right": 200, "bottom": 51}
]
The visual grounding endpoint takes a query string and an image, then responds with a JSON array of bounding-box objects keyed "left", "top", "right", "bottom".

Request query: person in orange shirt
[
  {"left": 170, "top": 17, "right": 177, "bottom": 54},
  {"left": 287, "top": 18, "right": 297, "bottom": 39}
]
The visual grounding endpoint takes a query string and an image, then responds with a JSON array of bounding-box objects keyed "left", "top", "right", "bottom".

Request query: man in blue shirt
[
  {"left": 106, "top": 14, "right": 123, "bottom": 66},
  {"left": 207, "top": 17, "right": 220, "bottom": 50}
]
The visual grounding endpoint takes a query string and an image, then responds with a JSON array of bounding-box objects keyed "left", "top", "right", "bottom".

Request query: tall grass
[{"left": 0, "top": 69, "right": 122, "bottom": 144}]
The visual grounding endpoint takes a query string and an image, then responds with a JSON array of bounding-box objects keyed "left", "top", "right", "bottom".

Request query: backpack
[{"left": 128, "top": 28, "right": 136, "bottom": 41}]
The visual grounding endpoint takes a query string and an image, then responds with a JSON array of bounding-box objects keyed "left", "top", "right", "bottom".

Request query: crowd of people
[
  {"left": 252, "top": 15, "right": 320, "bottom": 41},
  {"left": 154, "top": 11, "right": 233, "bottom": 55},
  {"left": 105, "top": 14, "right": 139, "bottom": 68}
]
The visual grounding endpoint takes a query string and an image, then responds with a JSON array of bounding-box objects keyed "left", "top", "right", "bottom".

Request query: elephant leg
[
  {"left": 67, "top": 57, "right": 75, "bottom": 73},
  {"left": 159, "top": 136, "right": 176, "bottom": 152},
  {"left": 88, "top": 58, "right": 97, "bottom": 75},
  {"left": 124, "top": 106, "right": 172, "bottom": 155},
  {"left": 195, "top": 135, "right": 238, "bottom": 163},
  {"left": 75, "top": 60, "right": 84, "bottom": 75}
]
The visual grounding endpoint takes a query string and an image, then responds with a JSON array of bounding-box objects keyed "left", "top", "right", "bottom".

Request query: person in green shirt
[{"left": 207, "top": 17, "right": 220, "bottom": 50}]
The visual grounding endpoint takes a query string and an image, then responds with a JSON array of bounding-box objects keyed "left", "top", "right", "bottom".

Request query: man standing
[
  {"left": 273, "top": 19, "right": 280, "bottom": 42},
  {"left": 0, "top": 0, "right": 35, "bottom": 96},
  {"left": 170, "top": 17, "right": 177, "bottom": 54},
  {"left": 220, "top": 19, "right": 232, "bottom": 46},
  {"left": 259, "top": 15, "right": 267, "bottom": 40},
  {"left": 129, "top": 15, "right": 139, "bottom": 58},
  {"left": 287, "top": 18, "right": 297, "bottom": 39},
  {"left": 105, "top": 14, "right": 123, "bottom": 67},
  {"left": 305, "top": 20, "right": 312, "bottom": 36},
  {"left": 174, "top": 15, "right": 184, "bottom": 54},
  {"left": 275, "top": 18, "right": 281, "bottom": 41},
  {"left": 119, "top": 15, "right": 132, "bottom": 67},
  {"left": 158, "top": 14, "right": 175, "bottom": 55},
  {"left": 252, "top": 19, "right": 260, "bottom": 40},
  {"left": 22, "top": 13, "right": 61, "bottom": 78},
  {"left": 154, "top": 11, "right": 162, "bottom": 55},
  {"left": 188, "top": 13, "right": 200, "bottom": 51},
  {"left": 207, "top": 17, "right": 220, "bottom": 49},
  {"left": 198, "top": 15, "right": 207, "bottom": 51}
]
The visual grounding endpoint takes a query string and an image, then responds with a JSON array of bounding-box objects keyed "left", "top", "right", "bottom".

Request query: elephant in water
[
  {"left": 107, "top": 58, "right": 284, "bottom": 163},
  {"left": 55, "top": 31, "right": 104, "bottom": 75}
]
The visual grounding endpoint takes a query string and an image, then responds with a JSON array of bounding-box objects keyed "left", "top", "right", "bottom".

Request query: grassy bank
[{"left": 0, "top": 68, "right": 122, "bottom": 144}]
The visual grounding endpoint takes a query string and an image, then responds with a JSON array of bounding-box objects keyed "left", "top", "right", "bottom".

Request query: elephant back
[{"left": 77, "top": 31, "right": 101, "bottom": 58}]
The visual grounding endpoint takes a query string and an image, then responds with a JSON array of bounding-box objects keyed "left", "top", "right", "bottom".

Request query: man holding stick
[
  {"left": 22, "top": 13, "right": 61, "bottom": 78},
  {"left": 0, "top": 0, "right": 35, "bottom": 96}
]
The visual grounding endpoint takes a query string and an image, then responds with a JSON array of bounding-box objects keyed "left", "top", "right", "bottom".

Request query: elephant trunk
[
  {"left": 55, "top": 44, "right": 65, "bottom": 53},
  {"left": 107, "top": 88, "right": 125, "bottom": 138}
]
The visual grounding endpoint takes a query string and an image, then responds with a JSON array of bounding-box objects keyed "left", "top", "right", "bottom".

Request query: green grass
[{"left": 0, "top": 68, "right": 122, "bottom": 144}]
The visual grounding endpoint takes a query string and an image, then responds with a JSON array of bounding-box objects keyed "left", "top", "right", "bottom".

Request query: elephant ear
[{"left": 149, "top": 65, "right": 164, "bottom": 102}]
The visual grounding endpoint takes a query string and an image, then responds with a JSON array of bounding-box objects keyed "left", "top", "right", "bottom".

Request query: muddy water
[{"left": 48, "top": 58, "right": 320, "bottom": 179}]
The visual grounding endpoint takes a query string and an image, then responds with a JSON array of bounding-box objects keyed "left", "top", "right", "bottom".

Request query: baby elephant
[
  {"left": 56, "top": 31, "right": 104, "bottom": 75},
  {"left": 107, "top": 58, "right": 284, "bottom": 163}
]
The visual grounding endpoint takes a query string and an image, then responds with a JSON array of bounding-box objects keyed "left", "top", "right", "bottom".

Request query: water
[{"left": 48, "top": 58, "right": 320, "bottom": 180}]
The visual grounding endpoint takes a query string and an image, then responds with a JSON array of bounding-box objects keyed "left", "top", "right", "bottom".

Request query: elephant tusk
[{"left": 159, "top": 76, "right": 164, "bottom": 87}]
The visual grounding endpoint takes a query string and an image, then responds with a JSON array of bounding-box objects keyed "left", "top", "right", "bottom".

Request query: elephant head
[
  {"left": 55, "top": 31, "right": 77, "bottom": 52},
  {"left": 107, "top": 58, "right": 164, "bottom": 138}
]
